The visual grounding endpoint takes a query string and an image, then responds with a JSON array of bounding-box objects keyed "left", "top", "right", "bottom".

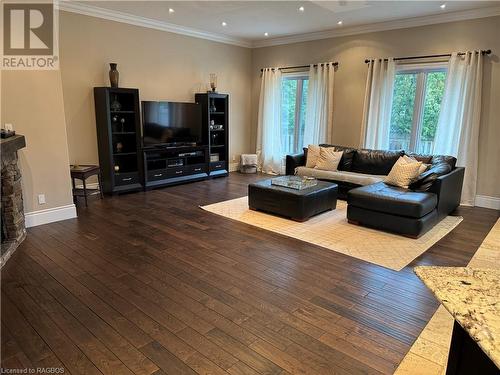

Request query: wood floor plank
[
  {"left": 206, "top": 328, "right": 283, "bottom": 375},
  {"left": 1, "top": 172, "right": 497, "bottom": 375},
  {"left": 18, "top": 249, "right": 159, "bottom": 375},
  {"left": 1, "top": 295, "right": 54, "bottom": 364},
  {"left": 1, "top": 288, "right": 102, "bottom": 375},
  {"left": 140, "top": 341, "right": 198, "bottom": 375}
]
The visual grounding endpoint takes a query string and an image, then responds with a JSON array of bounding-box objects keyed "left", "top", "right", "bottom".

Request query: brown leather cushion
[
  {"left": 348, "top": 182, "right": 437, "bottom": 218},
  {"left": 409, "top": 162, "right": 452, "bottom": 191},
  {"left": 351, "top": 149, "right": 404, "bottom": 175},
  {"left": 405, "top": 152, "right": 433, "bottom": 164},
  {"left": 432, "top": 155, "right": 457, "bottom": 169}
]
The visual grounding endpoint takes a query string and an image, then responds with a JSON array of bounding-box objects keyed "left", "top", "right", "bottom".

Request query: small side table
[{"left": 70, "top": 165, "right": 104, "bottom": 207}]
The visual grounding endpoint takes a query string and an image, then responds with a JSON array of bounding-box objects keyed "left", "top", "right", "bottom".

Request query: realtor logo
[{"left": 2, "top": 1, "right": 59, "bottom": 69}]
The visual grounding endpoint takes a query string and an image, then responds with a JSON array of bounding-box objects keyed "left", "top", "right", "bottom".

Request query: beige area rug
[{"left": 201, "top": 197, "right": 463, "bottom": 271}]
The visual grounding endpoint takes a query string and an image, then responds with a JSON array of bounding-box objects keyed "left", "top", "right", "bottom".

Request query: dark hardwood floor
[{"left": 1, "top": 173, "right": 498, "bottom": 375}]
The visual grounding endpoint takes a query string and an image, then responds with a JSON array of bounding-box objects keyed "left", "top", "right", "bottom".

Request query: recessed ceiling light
[
  {"left": 337, "top": 20, "right": 343, "bottom": 25},
  {"left": 221, "top": 21, "right": 227, "bottom": 27},
  {"left": 298, "top": 6, "right": 305, "bottom": 12},
  {"left": 264, "top": 32, "right": 269, "bottom": 37},
  {"left": 440, "top": 3, "right": 446, "bottom": 9},
  {"left": 168, "top": 8, "right": 175, "bottom": 14}
]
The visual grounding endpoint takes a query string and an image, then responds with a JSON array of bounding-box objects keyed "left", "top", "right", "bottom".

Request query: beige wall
[
  {"left": 59, "top": 11, "right": 253, "bottom": 168},
  {"left": 1, "top": 70, "right": 74, "bottom": 212},
  {"left": 251, "top": 16, "right": 500, "bottom": 198}
]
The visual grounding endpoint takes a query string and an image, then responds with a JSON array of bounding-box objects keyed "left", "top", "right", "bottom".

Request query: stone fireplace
[{"left": 1, "top": 135, "right": 26, "bottom": 267}]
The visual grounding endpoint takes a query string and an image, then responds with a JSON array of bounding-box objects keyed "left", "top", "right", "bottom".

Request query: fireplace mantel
[
  {"left": 1, "top": 135, "right": 26, "bottom": 155},
  {"left": 1, "top": 134, "right": 27, "bottom": 267}
]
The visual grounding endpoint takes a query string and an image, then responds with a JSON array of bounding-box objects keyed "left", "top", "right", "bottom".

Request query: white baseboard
[
  {"left": 475, "top": 195, "right": 500, "bottom": 210},
  {"left": 25, "top": 204, "right": 77, "bottom": 228}
]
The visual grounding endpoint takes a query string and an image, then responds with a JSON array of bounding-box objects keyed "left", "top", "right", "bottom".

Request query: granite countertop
[{"left": 414, "top": 266, "right": 499, "bottom": 369}]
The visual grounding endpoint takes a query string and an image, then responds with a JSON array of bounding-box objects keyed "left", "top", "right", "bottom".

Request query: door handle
[
  {"left": 175, "top": 171, "right": 183, "bottom": 174},
  {"left": 122, "top": 177, "right": 132, "bottom": 181},
  {"left": 154, "top": 174, "right": 162, "bottom": 177}
]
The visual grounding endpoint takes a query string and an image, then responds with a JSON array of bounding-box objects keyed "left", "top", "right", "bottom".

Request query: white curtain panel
[
  {"left": 433, "top": 51, "right": 483, "bottom": 206},
  {"left": 360, "top": 58, "right": 396, "bottom": 149},
  {"left": 256, "top": 68, "right": 283, "bottom": 174},
  {"left": 303, "top": 62, "right": 335, "bottom": 146}
]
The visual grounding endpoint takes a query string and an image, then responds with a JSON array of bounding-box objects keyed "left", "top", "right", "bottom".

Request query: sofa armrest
[
  {"left": 429, "top": 167, "right": 465, "bottom": 219},
  {"left": 285, "top": 153, "right": 305, "bottom": 175}
]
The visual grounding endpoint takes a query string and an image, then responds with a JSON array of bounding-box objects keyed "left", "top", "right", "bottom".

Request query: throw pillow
[
  {"left": 334, "top": 147, "right": 355, "bottom": 171},
  {"left": 305, "top": 145, "right": 320, "bottom": 168},
  {"left": 403, "top": 155, "right": 429, "bottom": 175},
  {"left": 315, "top": 148, "right": 343, "bottom": 171},
  {"left": 385, "top": 156, "right": 423, "bottom": 189}
]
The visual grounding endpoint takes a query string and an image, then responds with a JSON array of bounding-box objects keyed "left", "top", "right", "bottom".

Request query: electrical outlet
[
  {"left": 4, "top": 123, "right": 13, "bottom": 131},
  {"left": 232, "top": 155, "right": 236, "bottom": 162},
  {"left": 38, "top": 194, "right": 46, "bottom": 205}
]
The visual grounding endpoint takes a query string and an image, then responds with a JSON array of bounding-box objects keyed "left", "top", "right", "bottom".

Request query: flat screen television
[{"left": 142, "top": 101, "right": 202, "bottom": 147}]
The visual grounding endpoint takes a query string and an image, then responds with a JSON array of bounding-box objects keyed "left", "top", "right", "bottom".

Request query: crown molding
[
  {"left": 57, "top": 2, "right": 500, "bottom": 50},
  {"left": 252, "top": 6, "right": 500, "bottom": 48},
  {"left": 57, "top": 1, "right": 252, "bottom": 48}
]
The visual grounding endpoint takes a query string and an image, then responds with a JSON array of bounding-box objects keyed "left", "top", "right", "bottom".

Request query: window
[
  {"left": 281, "top": 73, "right": 308, "bottom": 154},
  {"left": 389, "top": 64, "right": 447, "bottom": 154}
]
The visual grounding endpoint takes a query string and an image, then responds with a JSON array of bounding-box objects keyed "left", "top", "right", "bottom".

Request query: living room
[{"left": 1, "top": 1, "right": 499, "bottom": 374}]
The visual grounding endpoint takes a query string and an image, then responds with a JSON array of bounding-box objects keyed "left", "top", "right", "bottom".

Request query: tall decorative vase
[{"left": 109, "top": 63, "right": 119, "bottom": 88}]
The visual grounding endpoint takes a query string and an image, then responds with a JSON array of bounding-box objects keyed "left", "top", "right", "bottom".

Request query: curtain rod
[
  {"left": 260, "top": 62, "right": 338, "bottom": 72},
  {"left": 364, "top": 49, "right": 492, "bottom": 64}
]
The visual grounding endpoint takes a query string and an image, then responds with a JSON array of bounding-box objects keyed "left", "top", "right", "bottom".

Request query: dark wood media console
[
  {"left": 143, "top": 146, "right": 209, "bottom": 189},
  {"left": 94, "top": 87, "right": 229, "bottom": 194}
]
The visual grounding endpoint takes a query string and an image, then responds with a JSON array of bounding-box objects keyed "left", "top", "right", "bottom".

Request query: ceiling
[{"left": 70, "top": 1, "right": 500, "bottom": 46}]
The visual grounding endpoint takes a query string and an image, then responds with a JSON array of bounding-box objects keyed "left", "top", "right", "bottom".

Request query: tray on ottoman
[{"left": 248, "top": 177, "right": 338, "bottom": 222}]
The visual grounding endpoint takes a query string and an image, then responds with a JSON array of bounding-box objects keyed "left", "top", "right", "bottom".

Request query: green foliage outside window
[
  {"left": 390, "top": 71, "right": 446, "bottom": 141},
  {"left": 281, "top": 79, "right": 298, "bottom": 136},
  {"left": 281, "top": 77, "right": 309, "bottom": 153},
  {"left": 422, "top": 71, "right": 446, "bottom": 140}
]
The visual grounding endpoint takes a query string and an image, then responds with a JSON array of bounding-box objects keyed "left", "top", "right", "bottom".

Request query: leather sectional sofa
[{"left": 286, "top": 144, "right": 464, "bottom": 237}]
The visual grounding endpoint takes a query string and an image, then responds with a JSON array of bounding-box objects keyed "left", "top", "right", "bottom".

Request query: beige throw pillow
[
  {"left": 403, "top": 155, "right": 429, "bottom": 175},
  {"left": 306, "top": 145, "right": 320, "bottom": 168},
  {"left": 315, "top": 148, "right": 343, "bottom": 171},
  {"left": 385, "top": 156, "right": 423, "bottom": 188}
]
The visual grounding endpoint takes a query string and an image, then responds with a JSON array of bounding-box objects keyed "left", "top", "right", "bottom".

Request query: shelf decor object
[
  {"left": 110, "top": 94, "right": 121, "bottom": 111},
  {"left": 109, "top": 63, "right": 119, "bottom": 88},
  {"left": 209, "top": 73, "right": 217, "bottom": 92},
  {"left": 94, "top": 87, "right": 143, "bottom": 194}
]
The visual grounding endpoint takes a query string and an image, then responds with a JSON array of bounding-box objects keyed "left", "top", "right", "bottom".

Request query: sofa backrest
[
  {"left": 351, "top": 149, "right": 404, "bottom": 175},
  {"left": 315, "top": 144, "right": 457, "bottom": 174},
  {"left": 405, "top": 152, "right": 457, "bottom": 169}
]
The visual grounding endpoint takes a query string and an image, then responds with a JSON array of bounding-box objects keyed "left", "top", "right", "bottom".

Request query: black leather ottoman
[
  {"left": 347, "top": 182, "right": 439, "bottom": 238},
  {"left": 248, "top": 179, "right": 338, "bottom": 222}
]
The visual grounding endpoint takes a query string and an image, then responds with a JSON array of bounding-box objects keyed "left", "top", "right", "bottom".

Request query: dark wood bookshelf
[
  {"left": 195, "top": 92, "right": 229, "bottom": 177},
  {"left": 93, "top": 87, "right": 143, "bottom": 194}
]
